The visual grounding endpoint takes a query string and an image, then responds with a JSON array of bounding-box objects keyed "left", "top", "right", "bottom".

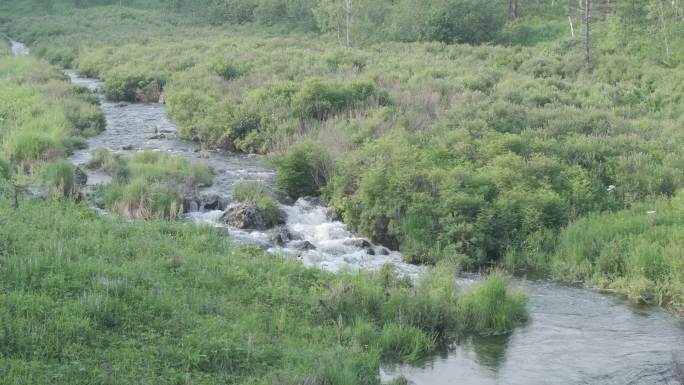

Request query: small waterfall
[{"left": 10, "top": 40, "right": 29, "bottom": 56}]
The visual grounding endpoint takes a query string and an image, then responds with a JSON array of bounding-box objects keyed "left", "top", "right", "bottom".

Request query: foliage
[
  {"left": 90, "top": 149, "right": 213, "bottom": 220},
  {"left": 275, "top": 140, "right": 332, "bottom": 199},
  {"left": 39, "top": 159, "right": 76, "bottom": 199}
]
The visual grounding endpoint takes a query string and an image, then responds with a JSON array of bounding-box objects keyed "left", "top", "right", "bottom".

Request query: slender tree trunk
[
  {"left": 583, "top": 0, "right": 591, "bottom": 67},
  {"left": 568, "top": 16, "right": 575, "bottom": 37},
  {"left": 657, "top": 0, "right": 671, "bottom": 59},
  {"left": 344, "top": 0, "right": 352, "bottom": 47}
]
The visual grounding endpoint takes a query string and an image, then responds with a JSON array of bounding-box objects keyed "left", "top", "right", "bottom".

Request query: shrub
[
  {"left": 0, "top": 159, "right": 10, "bottom": 180},
  {"left": 211, "top": 59, "right": 246, "bottom": 80},
  {"left": 379, "top": 323, "right": 436, "bottom": 361},
  {"left": 275, "top": 140, "right": 332, "bottom": 199}
]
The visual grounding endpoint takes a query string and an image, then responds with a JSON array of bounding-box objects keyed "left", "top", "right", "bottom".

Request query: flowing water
[
  {"left": 382, "top": 279, "right": 684, "bottom": 385},
  {"left": 62, "top": 69, "right": 422, "bottom": 277},
  {"left": 11, "top": 41, "right": 684, "bottom": 384}
]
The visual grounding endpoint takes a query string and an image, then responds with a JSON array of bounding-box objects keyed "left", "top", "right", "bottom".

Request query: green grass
[
  {"left": 0, "top": 56, "right": 103, "bottom": 165},
  {"left": 549, "top": 192, "right": 684, "bottom": 311},
  {"left": 0, "top": 37, "right": 9, "bottom": 56},
  {"left": 89, "top": 149, "right": 213, "bottom": 220},
  {"left": 458, "top": 271, "right": 528, "bottom": 334},
  {"left": 39, "top": 159, "right": 76, "bottom": 199},
  {"left": 0, "top": 197, "right": 527, "bottom": 385}
]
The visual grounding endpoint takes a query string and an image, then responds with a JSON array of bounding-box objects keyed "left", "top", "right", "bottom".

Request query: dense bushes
[{"left": 0, "top": 198, "right": 526, "bottom": 385}]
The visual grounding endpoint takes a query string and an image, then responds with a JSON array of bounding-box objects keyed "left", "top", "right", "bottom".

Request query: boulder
[
  {"left": 325, "top": 207, "right": 342, "bottom": 221},
  {"left": 121, "top": 144, "right": 134, "bottom": 151},
  {"left": 343, "top": 239, "right": 373, "bottom": 249},
  {"left": 199, "top": 194, "right": 227, "bottom": 211},
  {"left": 74, "top": 166, "right": 88, "bottom": 187},
  {"left": 292, "top": 240, "right": 316, "bottom": 252},
  {"left": 221, "top": 204, "right": 267, "bottom": 230},
  {"left": 377, "top": 247, "right": 390, "bottom": 256},
  {"left": 272, "top": 226, "right": 292, "bottom": 246}
]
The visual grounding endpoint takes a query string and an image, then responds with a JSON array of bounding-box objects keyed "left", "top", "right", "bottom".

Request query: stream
[{"left": 11, "top": 41, "right": 684, "bottom": 384}]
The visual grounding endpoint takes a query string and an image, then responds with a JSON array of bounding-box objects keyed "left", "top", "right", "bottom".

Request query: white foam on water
[
  {"left": 10, "top": 41, "right": 29, "bottom": 56},
  {"left": 186, "top": 198, "right": 423, "bottom": 277}
]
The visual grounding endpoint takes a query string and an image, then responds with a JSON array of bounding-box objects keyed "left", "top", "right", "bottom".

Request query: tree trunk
[
  {"left": 344, "top": 0, "right": 352, "bottom": 47},
  {"left": 584, "top": 2, "right": 590, "bottom": 66}
]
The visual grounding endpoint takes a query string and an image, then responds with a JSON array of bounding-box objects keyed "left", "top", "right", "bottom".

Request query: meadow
[
  {"left": 0, "top": 31, "right": 529, "bottom": 384},
  {"left": 2, "top": 1, "right": 683, "bottom": 312}
]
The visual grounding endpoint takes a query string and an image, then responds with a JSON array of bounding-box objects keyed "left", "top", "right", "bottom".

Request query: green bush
[{"left": 275, "top": 140, "right": 331, "bottom": 199}]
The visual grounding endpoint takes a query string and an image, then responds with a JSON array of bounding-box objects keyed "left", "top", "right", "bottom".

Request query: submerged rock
[{"left": 272, "top": 226, "right": 292, "bottom": 246}]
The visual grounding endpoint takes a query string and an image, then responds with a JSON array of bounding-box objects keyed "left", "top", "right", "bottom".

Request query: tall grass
[
  {"left": 458, "top": 271, "right": 528, "bottom": 334},
  {"left": 550, "top": 192, "right": 684, "bottom": 311},
  {"left": 0, "top": 198, "right": 527, "bottom": 384},
  {"left": 91, "top": 149, "right": 213, "bottom": 220},
  {"left": 0, "top": 57, "right": 102, "bottom": 159}
]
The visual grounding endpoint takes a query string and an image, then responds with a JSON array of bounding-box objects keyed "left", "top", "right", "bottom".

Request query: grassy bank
[
  {"left": 0, "top": 197, "right": 526, "bottom": 385},
  {"left": 0, "top": 55, "right": 104, "bottom": 198},
  {"left": 542, "top": 193, "right": 682, "bottom": 311}
]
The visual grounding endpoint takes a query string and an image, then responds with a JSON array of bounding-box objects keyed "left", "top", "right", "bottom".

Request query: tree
[
  {"left": 582, "top": 0, "right": 592, "bottom": 67},
  {"left": 315, "top": 0, "right": 356, "bottom": 47},
  {"left": 429, "top": 0, "right": 507, "bottom": 44}
]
